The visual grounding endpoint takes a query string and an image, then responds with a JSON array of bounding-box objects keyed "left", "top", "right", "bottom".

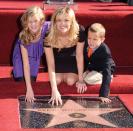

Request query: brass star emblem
[{"left": 24, "top": 100, "right": 122, "bottom": 128}]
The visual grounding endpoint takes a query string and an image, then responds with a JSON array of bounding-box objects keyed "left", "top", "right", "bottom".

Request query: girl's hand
[
  {"left": 48, "top": 89, "right": 62, "bottom": 106},
  {"left": 76, "top": 81, "right": 87, "bottom": 94},
  {"left": 25, "top": 88, "right": 35, "bottom": 103}
]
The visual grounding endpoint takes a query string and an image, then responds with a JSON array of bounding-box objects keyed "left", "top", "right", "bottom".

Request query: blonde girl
[{"left": 13, "top": 6, "right": 50, "bottom": 102}]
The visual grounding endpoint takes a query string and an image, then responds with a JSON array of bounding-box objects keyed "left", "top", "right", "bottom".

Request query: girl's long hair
[{"left": 19, "top": 6, "right": 45, "bottom": 45}]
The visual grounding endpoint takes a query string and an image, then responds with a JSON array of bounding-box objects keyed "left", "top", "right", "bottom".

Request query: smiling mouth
[{"left": 60, "top": 27, "right": 66, "bottom": 29}]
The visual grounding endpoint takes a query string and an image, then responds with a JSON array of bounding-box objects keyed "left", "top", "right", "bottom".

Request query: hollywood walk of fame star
[{"left": 24, "top": 100, "right": 122, "bottom": 128}]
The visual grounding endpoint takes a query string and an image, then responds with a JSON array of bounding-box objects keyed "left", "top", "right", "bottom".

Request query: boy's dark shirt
[{"left": 84, "top": 40, "right": 116, "bottom": 97}]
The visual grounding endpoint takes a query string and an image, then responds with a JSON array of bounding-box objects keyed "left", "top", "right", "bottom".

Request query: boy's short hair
[{"left": 88, "top": 23, "right": 106, "bottom": 38}]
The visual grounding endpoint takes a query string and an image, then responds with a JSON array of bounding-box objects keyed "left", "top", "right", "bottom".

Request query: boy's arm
[
  {"left": 99, "top": 64, "right": 112, "bottom": 97},
  {"left": 99, "top": 64, "right": 112, "bottom": 103},
  {"left": 99, "top": 44, "right": 114, "bottom": 98}
]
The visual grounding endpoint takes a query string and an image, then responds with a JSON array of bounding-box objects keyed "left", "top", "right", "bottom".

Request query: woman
[{"left": 44, "top": 6, "right": 87, "bottom": 106}]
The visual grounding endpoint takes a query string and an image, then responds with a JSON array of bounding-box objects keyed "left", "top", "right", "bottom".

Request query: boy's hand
[{"left": 99, "top": 97, "right": 111, "bottom": 103}]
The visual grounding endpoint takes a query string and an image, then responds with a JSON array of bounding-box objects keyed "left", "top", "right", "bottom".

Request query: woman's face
[
  {"left": 55, "top": 14, "right": 72, "bottom": 35},
  {"left": 27, "top": 15, "right": 42, "bottom": 34}
]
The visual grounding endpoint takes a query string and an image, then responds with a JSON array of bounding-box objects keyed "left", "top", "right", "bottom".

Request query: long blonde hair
[
  {"left": 45, "top": 6, "right": 79, "bottom": 48},
  {"left": 19, "top": 6, "right": 45, "bottom": 45}
]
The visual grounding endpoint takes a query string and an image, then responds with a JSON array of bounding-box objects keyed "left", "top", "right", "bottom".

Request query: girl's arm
[
  {"left": 76, "top": 42, "right": 87, "bottom": 93},
  {"left": 20, "top": 45, "right": 34, "bottom": 102},
  {"left": 44, "top": 47, "right": 62, "bottom": 106}
]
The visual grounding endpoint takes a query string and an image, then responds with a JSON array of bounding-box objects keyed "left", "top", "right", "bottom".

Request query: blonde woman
[
  {"left": 12, "top": 6, "right": 50, "bottom": 102},
  {"left": 44, "top": 6, "right": 87, "bottom": 106}
]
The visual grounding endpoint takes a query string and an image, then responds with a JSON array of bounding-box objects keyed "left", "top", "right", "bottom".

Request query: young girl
[
  {"left": 44, "top": 6, "right": 87, "bottom": 106},
  {"left": 12, "top": 6, "right": 50, "bottom": 102}
]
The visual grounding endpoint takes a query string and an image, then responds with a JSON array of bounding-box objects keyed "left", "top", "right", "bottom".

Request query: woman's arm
[
  {"left": 44, "top": 47, "right": 62, "bottom": 106},
  {"left": 76, "top": 42, "right": 87, "bottom": 93},
  {"left": 20, "top": 44, "right": 34, "bottom": 102},
  {"left": 76, "top": 42, "right": 84, "bottom": 82}
]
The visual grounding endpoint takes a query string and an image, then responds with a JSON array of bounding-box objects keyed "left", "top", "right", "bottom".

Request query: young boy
[{"left": 84, "top": 23, "right": 115, "bottom": 103}]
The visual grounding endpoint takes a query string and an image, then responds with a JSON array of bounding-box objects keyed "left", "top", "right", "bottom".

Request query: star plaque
[{"left": 18, "top": 96, "right": 133, "bottom": 128}]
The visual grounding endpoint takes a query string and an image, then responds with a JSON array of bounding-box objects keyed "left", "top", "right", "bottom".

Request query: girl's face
[
  {"left": 27, "top": 15, "right": 42, "bottom": 34},
  {"left": 88, "top": 31, "right": 105, "bottom": 49},
  {"left": 55, "top": 14, "right": 72, "bottom": 35}
]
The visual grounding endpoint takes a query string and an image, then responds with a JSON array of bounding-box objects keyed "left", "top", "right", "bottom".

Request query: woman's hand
[
  {"left": 76, "top": 80, "right": 87, "bottom": 94},
  {"left": 25, "top": 88, "right": 35, "bottom": 103},
  {"left": 48, "top": 89, "right": 62, "bottom": 106}
]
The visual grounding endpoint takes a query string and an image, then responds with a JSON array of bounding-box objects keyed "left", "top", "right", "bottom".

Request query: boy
[{"left": 84, "top": 23, "right": 115, "bottom": 103}]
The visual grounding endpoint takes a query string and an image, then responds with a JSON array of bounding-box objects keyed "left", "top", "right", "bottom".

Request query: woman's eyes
[
  {"left": 56, "top": 19, "right": 70, "bottom": 22},
  {"left": 65, "top": 19, "right": 70, "bottom": 22}
]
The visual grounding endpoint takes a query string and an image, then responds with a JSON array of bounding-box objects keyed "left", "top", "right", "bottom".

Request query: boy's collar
[{"left": 89, "top": 43, "right": 103, "bottom": 51}]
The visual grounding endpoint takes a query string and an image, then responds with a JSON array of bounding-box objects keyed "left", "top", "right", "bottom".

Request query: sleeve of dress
[
  {"left": 41, "top": 21, "right": 50, "bottom": 40},
  {"left": 12, "top": 38, "right": 23, "bottom": 78},
  {"left": 78, "top": 25, "right": 85, "bottom": 43},
  {"left": 12, "top": 38, "right": 22, "bottom": 61},
  {"left": 45, "top": 21, "right": 51, "bottom": 29}
]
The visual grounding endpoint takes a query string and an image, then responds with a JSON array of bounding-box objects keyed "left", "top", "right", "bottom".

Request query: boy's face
[{"left": 88, "top": 31, "right": 105, "bottom": 49}]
